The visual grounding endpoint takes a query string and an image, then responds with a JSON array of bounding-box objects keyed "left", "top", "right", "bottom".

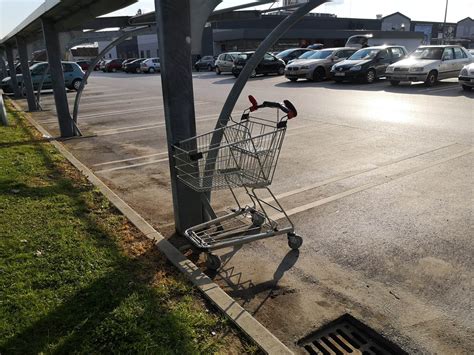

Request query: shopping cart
[{"left": 173, "top": 95, "right": 302, "bottom": 270}]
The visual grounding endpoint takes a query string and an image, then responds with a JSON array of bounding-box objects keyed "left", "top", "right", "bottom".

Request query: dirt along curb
[{"left": 7, "top": 98, "right": 293, "bottom": 355}]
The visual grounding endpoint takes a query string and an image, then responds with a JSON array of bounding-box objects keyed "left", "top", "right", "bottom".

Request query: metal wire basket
[{"left": 173, "top": 114, "right": 287, "bottom": 192}]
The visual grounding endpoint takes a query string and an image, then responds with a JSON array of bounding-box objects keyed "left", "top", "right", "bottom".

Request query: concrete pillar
[
  {"left": 41, "top": 18, "right": 75, "bottom": 137},
  {"left": 5, "top": 45, "right": 21, "bottom": 98},
  {"left": 16, "top": 36, "right": 38, "bottom": 111},
  {"left": 155, "top": 0, "right": 203, "bottom": 234},
  {"left": 0, "top": 53, "right": 7, "bottom": 80}
]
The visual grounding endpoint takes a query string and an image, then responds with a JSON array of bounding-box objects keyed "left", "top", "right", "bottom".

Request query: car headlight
[
  {"left": 331, "top": 65, "right": 337, "bottom": 71},
  {"left": 300, "top": 66, "right": 310, "bottom": 70},
  {"left": 386, "top": 66, "right": 394, "bottom": 73},
  {"left": 460, "top": 68, "right": 468, "bottom": 76},
  {"left": 409, "top": 67, "right": 424, "bottom": 72},
  {"left": 349, "top": 65, "right": 361, "bottom": 71}
]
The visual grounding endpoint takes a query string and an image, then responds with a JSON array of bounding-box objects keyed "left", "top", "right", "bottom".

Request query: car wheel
[
  {"left": 462, "top": 84, "right": 472, "bottom": 91},
  {"left": 136, "top": 68, "right": 141, "bottom": 73},
  {"left": 208, "top": 64, "right": 213, "bottom": 71},
  {"left": 233, "top": 72, "right": 239, "bottom": 78},
  {"left": 277, "top": 66, "right": 284, "bottom": 75},
  {"left": 312, "top": 67, "right": 325, "bottom": 81},
  {"left": 365, "top": 69, "right": 376, "bottom": 84},
  {"left": 390, "top": 80, "right": 400, "bottom": 86},
  {"left": 250, "top": 69, "right": 257, "bottom": 78},
  {"left": 149, "top": 67, "right": 155, "bottom": 74},
  {"left": 112, "top": 68, "right": 117, "bottom": 72},
  {"left": 215, "top": 66, "right": 221, "bottom": 75},
  {"left": 72, "top": 79, "right": 82, "bottom": 91},
  {"left": 195, "top": 66, "right": 200, "bottom": 72},
  {"left": 424, "top": 70, "right": 437, "bottom": 87},
  {"left": 289, "top": 78, "right": 297, "bottom": 82}
]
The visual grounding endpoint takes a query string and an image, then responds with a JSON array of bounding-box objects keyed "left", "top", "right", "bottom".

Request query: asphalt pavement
[{"left": 23, "top": 70, "right": 473, "bottom": 354}]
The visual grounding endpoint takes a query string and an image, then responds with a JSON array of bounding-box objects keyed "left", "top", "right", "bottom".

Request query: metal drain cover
[{"left": 298, "top": 314, "right": 407, "bottom": 355}]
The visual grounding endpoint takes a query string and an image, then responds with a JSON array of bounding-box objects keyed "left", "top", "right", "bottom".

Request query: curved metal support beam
[
  {"left": 204, "top": 0, "right": 329, "bottom": 199},
  {"left": 72, "top": 26, "right": 151, "bottom": 125},
  {"left": 217, "top": 0, "right": 328, "bottom": 129}
]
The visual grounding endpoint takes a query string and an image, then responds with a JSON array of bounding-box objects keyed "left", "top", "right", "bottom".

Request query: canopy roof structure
[{"left": 0, "top": 0, "right": 137, "bottom": 45}]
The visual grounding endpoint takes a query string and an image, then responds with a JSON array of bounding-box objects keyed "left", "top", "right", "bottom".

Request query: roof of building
[{"left": 382, "top": 12, "right": 411, "bottom": 21}]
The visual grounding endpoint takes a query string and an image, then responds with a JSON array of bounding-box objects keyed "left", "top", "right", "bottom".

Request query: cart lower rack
[{"left": 172, "top": 95, "right": 302, "bottom": 270}]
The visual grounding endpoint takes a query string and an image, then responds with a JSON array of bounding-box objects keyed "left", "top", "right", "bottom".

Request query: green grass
[{"left": 0, "top": 102, "right": 255, "bottom": 354}]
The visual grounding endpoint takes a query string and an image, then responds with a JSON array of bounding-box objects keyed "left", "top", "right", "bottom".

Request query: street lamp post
[{"left": 442, "top": 0, "right": 449, "bottom": 44}]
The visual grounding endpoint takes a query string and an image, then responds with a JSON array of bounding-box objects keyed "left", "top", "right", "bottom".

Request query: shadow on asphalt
[{"left": 212, "top": 249, "right": 300, "bottom": 315}]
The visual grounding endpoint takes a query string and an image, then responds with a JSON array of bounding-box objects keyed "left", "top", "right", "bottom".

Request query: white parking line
[
  {"left": 95, "top": 114, "right": 219, "bottom": 136},
  {"left": 95, "top": 157, "right": 169, "bottom": 173},
  {"left": 268, "top": 148, "right": 472, "bottom": 221},
  {"left": 92, "top": 151, "right": 169, "bottom": 167}
]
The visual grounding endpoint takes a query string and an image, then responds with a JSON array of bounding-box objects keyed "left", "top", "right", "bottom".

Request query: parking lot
[{"left": 25, "top": 70, "right": 473, "bottom": 353}]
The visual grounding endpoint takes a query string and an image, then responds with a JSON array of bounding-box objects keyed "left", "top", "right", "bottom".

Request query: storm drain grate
[{"left": 298, "top": 314, "right": 407, "bottom": 355}]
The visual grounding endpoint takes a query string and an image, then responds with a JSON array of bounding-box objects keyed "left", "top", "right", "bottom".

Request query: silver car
[
  {"left": 458, "top": 62, "right": 474, "bottom": 91},
  {"left": 214, "top": 52, "right": 240, "bottom": 74},
  {"left": 386, "top": 45, "right": 473, "bottom": 86},
  {"left": 284, "top": 47, "right": 357, "bottom": 82}
]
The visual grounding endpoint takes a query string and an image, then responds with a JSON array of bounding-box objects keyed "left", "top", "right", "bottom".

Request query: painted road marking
[
  {"left": 94, "top": 114, "right": 219, "bottom": 136},
  {"left": 268, "top": 148, "right": 472, "bottom": 221},
  {"left": 95, "top": 157, "right": 169, "bottom": 173},
  {"left": 92, "top": 151, "right": 169, "bottom": 167}
]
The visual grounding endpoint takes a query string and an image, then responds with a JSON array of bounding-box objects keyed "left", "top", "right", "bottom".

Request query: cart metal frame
[{"left": 173, "top": 96, "right": 302, "bottom": 269}]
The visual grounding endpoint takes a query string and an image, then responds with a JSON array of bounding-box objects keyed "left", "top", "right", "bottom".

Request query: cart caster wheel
[
  {"left": 287, "top": 233, "right": 303, "bottom": 250},
  {"left": 251, "top": 211, "right": 265, "bottom": 227},
  {"left": 206, "top": 254, "right": 221, "bottom": 270}
]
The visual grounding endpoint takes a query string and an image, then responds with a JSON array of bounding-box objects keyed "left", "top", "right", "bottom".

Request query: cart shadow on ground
[{"left": 209, "top": 247, "right": 300, "bottom": 316}]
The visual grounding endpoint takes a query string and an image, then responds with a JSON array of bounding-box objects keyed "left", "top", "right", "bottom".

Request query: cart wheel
[
  {"left": 206, "top": 254, "right": 221, "bottom": 270},
  {"left": 287, "top": 233, "right": 303, "bottom": 250},
  {"left": 251, "top": 211, "right": 265, "bottom": 227}
]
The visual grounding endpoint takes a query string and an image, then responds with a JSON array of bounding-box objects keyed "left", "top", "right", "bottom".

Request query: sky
[{"left": 1, "top": 0, "right": 473, "bottom": 38}]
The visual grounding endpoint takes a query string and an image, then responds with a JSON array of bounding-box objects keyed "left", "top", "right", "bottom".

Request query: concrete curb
[{"left": 7, "top": 98, "right": 293, "bottom": 355}]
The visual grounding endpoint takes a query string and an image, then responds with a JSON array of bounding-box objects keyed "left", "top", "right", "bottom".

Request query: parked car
[
  {"left": 1, "top": 61, "right": 84, "bottom": 93},
  {"left": 285, "top": 47, "right": 357, "bottom": 82},
  {"left": 194, "top": 55, "right": 216, "bottom": 71},
  {"left": 140, "top": 58, "right": 160, "bottom": 73},
  {"left": 214, "top": 52, "right": 240, "bottom": 74},
  {"left": 76, "top": 60, "right": 91, "bottom": 71},
  {"left": 385, "top": 45, "right": 473, "bottom": 87},
  {"left": 287, "top": 50, "right": 315, "bottom": 64},
  {"left": 307, "top": 43, "right": 324, "bottom": 50},
  {"left": 330, "top": 45, "right": 408, "bottom": 83},
  {"left": 232, "top": 52, "right": 285, "bottom": 78},
  {"left": 100, "top": 59, "right": 111, "bottom": 71},
  {"left": 276, "top": 48, "right": 313, "bottom": 64},
  {"left": 104, "top": 59, "right": 124, "bottom": 72},
  {"left": 124, "top": 58, "right": 146, "bottom": 73},
  {"left": 121, "top": 58, "right": 137, "bottom": 71},
  {"left": 458, "top": 62, "right": 474, "bottom": 91}
]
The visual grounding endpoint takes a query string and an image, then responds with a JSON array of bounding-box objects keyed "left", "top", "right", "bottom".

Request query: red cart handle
[{"left": 247, "top": 95, "right": 297, "bottom": 119}]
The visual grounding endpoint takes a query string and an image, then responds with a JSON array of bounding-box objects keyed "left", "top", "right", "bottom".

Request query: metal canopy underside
[{"left": 0, "top": 0, "right": 137, "bottom": 45}]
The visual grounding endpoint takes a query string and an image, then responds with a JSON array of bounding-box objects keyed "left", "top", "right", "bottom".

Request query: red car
[
  {"left": 104, "top": 59, "right": 124, "bottom": 72},
  {"left": 76, "top": 61, "right": 91, "bottom": 71}
]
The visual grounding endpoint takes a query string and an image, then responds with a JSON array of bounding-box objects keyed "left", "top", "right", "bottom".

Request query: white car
[
  {"left": 385, "top": 45, "right": 473, "bottom": 86},
  {"left": 140, "top": 58, "right": 160, "bottom": 73},
  {"left": 459, "top": 62, "right": 474, "bottom": 91}
]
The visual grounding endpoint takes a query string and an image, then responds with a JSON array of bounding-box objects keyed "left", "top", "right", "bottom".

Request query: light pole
[{"left": 442, "top": 0, "right": 449, "bottom": 44}]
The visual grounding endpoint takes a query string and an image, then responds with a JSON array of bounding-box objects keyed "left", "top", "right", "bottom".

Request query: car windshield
[
  {"left": 30, "top": 63, "right": 47, "bottom": 75},
  {"left": 238, "top": 53, "right": 253, "bottom": 60},
  {"left": 308, "top": 50, "right": 333, "bottom": 59},
  {"left": 348, "top": 48, "right": 379, "bottom": 60},
  {"left": 276, "top": 49, "right": 298, "bottom": 58},
  {"left": 409, "top": 47, "right": 443, "bottom": 60},
  {"left": 298, "top": 51, "right": 314, "bottom": 59}
]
